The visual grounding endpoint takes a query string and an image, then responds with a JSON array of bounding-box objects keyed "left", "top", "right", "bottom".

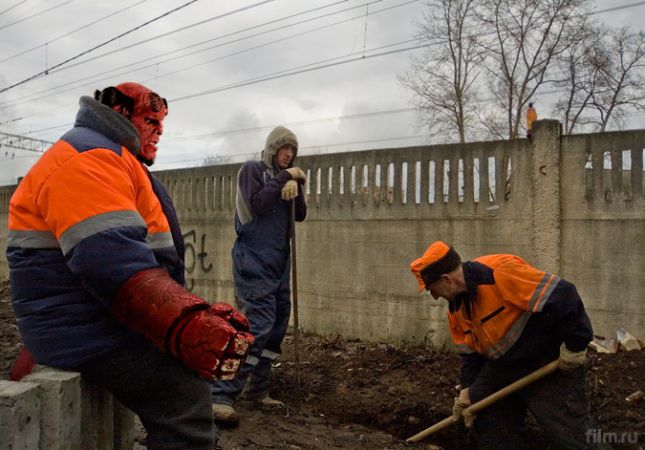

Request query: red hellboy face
[{"left": 115, "top": 82, "right": 168, "bottom": 165}]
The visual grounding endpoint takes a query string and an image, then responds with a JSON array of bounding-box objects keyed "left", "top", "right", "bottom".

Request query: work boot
[
  {"left": 212, "top": 403, "right": 240, "bottom": 427},
  {"left": 254, "top": 394, "right": 284, "bottom": 408}
]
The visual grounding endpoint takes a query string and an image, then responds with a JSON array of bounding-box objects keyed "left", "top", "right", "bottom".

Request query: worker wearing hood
[{"left": 211, "top": 126, "right": 307, "bottom": 426}]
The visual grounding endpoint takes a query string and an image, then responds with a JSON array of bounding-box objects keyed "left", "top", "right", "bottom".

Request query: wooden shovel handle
[{"left": 406, "top": 360, "right": 559, "bottom": 443}]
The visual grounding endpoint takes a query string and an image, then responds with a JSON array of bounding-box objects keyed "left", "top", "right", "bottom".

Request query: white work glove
[
  {"left": 281, "top": 180, "right": 298, "bottom": 201},
  {"left": 452, "top": 388, "right": 475, "bottom": 428},
  {"left": 558, "top": 343, "right": 587, "bottom": 371},
  {"left": 452, "top": 398, "right": 469, "bottom": 422},
  {"left": 286, "top": 167, "right": 306, "bottom": 184}
]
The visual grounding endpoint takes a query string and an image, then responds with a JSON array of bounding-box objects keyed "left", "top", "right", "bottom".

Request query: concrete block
[
  {"left": 23, "top": 368, "right": 81, "bottom": 450},
  {"left": 80, "top": 380, "right": 114, "bottom": 450},
  {"left": 0, "top": 380, "right": 41, "bottom": 450},
  {"left": 112, "top": 399, "right": 135, "bottom": 450}
]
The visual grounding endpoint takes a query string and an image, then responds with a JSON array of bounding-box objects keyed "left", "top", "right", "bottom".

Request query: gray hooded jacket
[{"left": 235, "top": 126, "right": 303, "bottom": 226}]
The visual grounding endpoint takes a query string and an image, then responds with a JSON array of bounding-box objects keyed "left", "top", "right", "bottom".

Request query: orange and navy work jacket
[
  {"left": 6, "top": 97, "right": 184, "bottom": 369},
  {"left": 448, "top": 255, "right": 593, "bottom": 387}
]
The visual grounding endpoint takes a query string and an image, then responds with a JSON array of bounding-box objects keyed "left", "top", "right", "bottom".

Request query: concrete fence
[
  {"left": 150, "top": 120, "right": 644, "bottom": 345},
  {"left": 0, "top": 366, "right": 134, "bottom": 450},
  {"left": 0, "top": 120, "right": 643, "bottom": 347}
]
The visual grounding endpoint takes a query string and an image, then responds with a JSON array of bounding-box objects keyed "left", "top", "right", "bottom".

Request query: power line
[
  {"left": 24, "top": 88, "right": 645, "bottom": 142},
  {"left": 0, "top": 0, "right": 378, "bottom": 110},
  {"left": 21, "top": 122, "right": 73, "bottom": 136},
  {"left": 12, "top": 44, "right": 643, "bottom": 140},
  {"left": 48, "top": 0, "right": 333, "bottom": 76},
  {"left": 0, "top": 0, "right": 46, "bottom": 21},
  {"left": 0, "top": 0, "right": 624, "bottom": 115},
  {"left": 0, "top": 0, "right": 149, "bottom": 64},
  {"left": 170, "top": 43, "right": 426, "bottom": 103},
  {"left": 0, "top": 0, "right": 204, "bottom": 94},
  {"left": 23, "top": 0, "right": 640, "bottom": 82},
  {"left": 147, "top": 0, "right": 645, "bottom": 96},
  {"left": 1, "top": 40, "right": 414, "bottom": 127},
  {"left": 0, "top": 0, "right": 76, "bottom": 31},
  {"left": 165, "top": 108, "right": 419, "bottom": 141},
  {"left": 133, "top": 3, "right": 417, "bottom": 95},
  {"left": 3, "top": 3, "right": 407, "bottom": 113},
  {"left": 20, "top": 103, "right": 417, "bottom": 141},
  {"left": 0, "top": 1, "right": 27, "bottom": 18},
  {"left": 154, "top": 133, "right": 428, "bottom": 170},
  {"left": 8, "top": 30, "right": 408, "bottom": 124},
  {"left": 13, "top": 38, "right": 417, "bottom": 139},
  {"left": 5, "top": 0, "right": 645, "bottom": 133},
  {"left": 11, "top": 0, "right": 640, "bottom": 108},
  {"left": 590, "top": 0, "right": 645, "bottom": 15}
]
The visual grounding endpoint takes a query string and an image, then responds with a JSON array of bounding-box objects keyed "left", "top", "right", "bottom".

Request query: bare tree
[
  {"left": 586, "top": 27, "right": 645, "bottom": 132},
  {"left": 399, "top": 0, "right": 484, "bottom": 143},
  {"left": 478, "top": 0, "right": 589, "bottom": 139},
  {"left": 552, "top": 24, "right": 600, "bottom": 134}
]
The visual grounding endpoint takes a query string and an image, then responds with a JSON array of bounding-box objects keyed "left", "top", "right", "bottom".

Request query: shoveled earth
[{"left": 1, "top": 280, "right": 644, "bottom": 449}]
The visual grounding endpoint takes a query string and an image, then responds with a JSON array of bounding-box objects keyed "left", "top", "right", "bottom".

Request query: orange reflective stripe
[
  {"left": 529, "top": 273, "right": 559, "bottom": 313},
  {"left": 455, "top": 343, "right": 476, "bottom": 354},
  {"left": 484, "top": 310, "right": 532, "bottom": 359}
]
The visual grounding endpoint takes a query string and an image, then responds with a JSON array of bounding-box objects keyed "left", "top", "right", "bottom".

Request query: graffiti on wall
[{"left": 182, "top": 229, "right": 213, "bottom": 291}]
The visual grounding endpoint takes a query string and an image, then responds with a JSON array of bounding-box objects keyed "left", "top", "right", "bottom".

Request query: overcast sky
[{"left": 0, "top": 0, "right": 642, "bottom": 186}]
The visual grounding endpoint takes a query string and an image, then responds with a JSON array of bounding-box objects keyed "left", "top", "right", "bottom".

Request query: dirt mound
[
  {"left": 274, "top": 333, "right": 645, "bottom": 449},
  {"left": 1, "top": 282, "right": 643, "bottom": 449},
  {"left": 0, "top": 279, "right": 21, "bottom": 380}
]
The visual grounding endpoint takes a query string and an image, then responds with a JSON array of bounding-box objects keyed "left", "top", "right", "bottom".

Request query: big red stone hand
[
  {"left": 170, "top": 308, "right": 254, "bottom": 380},
  {"left": 112, "top": 268, "right": 254, "bottom": 381},
  {"left": 209, "top": 302, "right": 250, "bottom": 332}
]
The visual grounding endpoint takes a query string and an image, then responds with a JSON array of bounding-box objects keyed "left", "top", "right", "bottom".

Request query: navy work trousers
[
  {"left": 211, "top": 282, "right": 291, "bottom": 405},
  {"left": 469, "top": 364, "right": 611, "bottom": 450},
  {"left": 78, "top": 342, "right": 217, "bottom": 450}
]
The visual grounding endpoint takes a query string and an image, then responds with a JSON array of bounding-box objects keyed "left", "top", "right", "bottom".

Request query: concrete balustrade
[{"left": 0, "top": 367, "right": 134, "bottom": 450}]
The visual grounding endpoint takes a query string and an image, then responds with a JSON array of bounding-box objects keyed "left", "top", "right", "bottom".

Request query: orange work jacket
[{"left": 448, "top": 254, "right": 560, "bottom": 360}]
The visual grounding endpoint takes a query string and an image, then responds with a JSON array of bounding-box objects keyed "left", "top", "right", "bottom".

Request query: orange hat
[{"left": 410, "top": 241, "right": 461, "bottom": 292}]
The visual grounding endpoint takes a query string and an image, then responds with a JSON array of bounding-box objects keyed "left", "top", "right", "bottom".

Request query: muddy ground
[{"left": 1, "top": 280, "right": 644, "bottom": 449}]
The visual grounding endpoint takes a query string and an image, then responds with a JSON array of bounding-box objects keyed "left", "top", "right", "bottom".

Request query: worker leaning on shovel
[
  {"left": 210, "top": 126, "right": 307, "bottom": 426},
  {"left": 410, "top": 242, "right": 611, "bottom": 450}
]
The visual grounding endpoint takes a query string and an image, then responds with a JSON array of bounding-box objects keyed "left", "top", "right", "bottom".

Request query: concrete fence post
[
  {"left": 22, "top": 368, "right": 82, "bottom": 450},
  {"left": 529, "top": 119, "right": 563, "bottom": 274},
  {"left": 0, "top": 380, "right": 41, "bottom": 450},
  {"left": 0, "top": 368, "right": 135, "bottom": 450},
  {"left": 81, "top": 380, "right": 115, "bottom": 450},
  {"left": 113, "top": 399, "right": 135, "bottom": 450}
]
